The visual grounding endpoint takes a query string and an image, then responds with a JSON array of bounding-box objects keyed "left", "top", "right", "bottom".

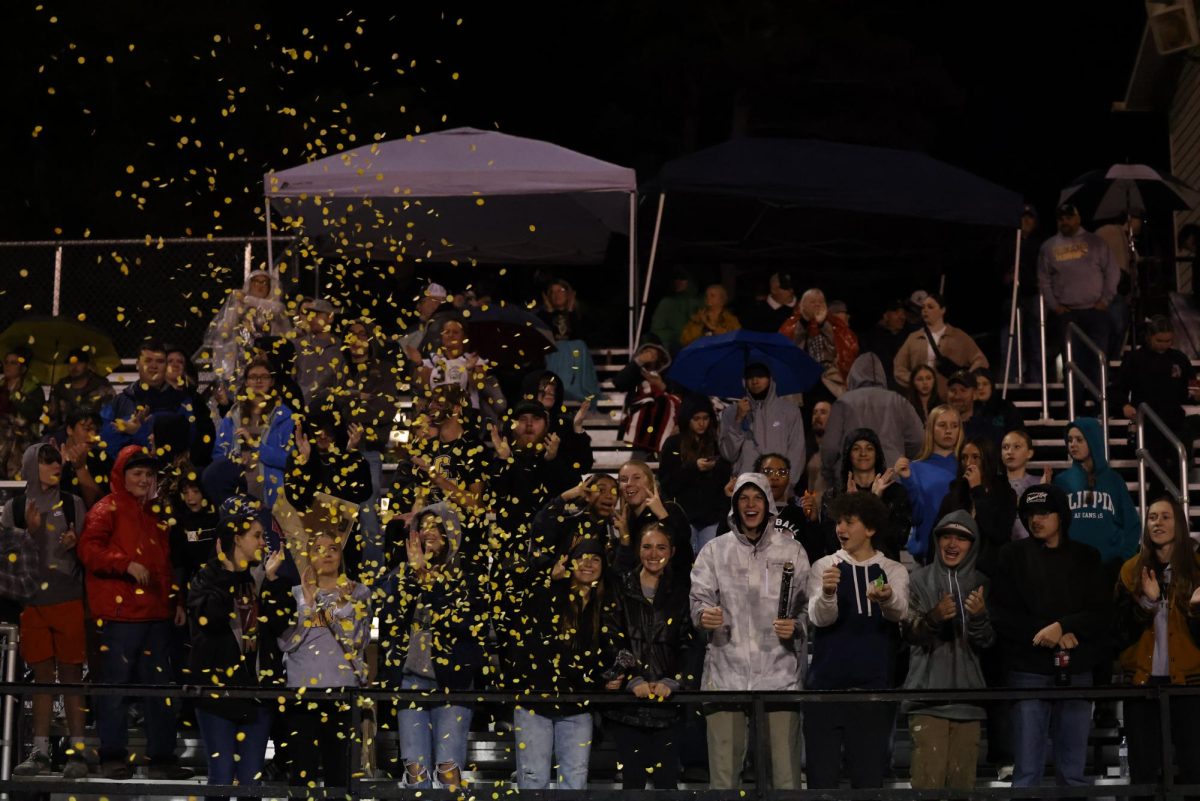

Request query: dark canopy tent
[{"left": 638, "top": 137, "right": 1025, "bottom": 344}]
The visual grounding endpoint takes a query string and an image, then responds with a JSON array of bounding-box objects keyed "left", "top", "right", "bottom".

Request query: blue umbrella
[{"left": 669, "top": 330, "right": 822, "bottom": 398}]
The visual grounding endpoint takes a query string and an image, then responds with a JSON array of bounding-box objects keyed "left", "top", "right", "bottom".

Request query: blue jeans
[
  {"left": 397, "top": 673, "right": 473, "bottom": 788},
  {"left": 1008, "top": 670, "right": 1093, "bottom": 788},
  {"left": 195, "top": 706, "right": 272, "bottom": 794},
  {"left": 96, "top": 620, "right": 178, "bottom": 763},
  {"left": 513, "top": 707, "right": 593, "bottom": 790},
  {"left": 690, "top": 523, "right": 719, "bottom": 555}
]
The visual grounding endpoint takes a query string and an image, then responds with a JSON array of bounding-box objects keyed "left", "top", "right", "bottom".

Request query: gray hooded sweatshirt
[
  {"left": 902, "top": 509, "right": 995, "bottom": 721},
  {"left": 689, "top": 473, "right": 810, "bottom": 691},
  {"left": 821, "top": 354, "right": 924, "bottom": 486},
  {"left": 0, "top": 445, "right": 85, "bottom": 607},
  {"left": 719, "top": 377, "right": 806, "bottom": 479}
]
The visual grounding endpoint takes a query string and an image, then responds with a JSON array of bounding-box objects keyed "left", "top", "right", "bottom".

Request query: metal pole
[
  {"left": 0, "top": 623, "right": 18, "bottom": 781},
  {"left": 243, "top": 241, "right": 253, "bottom": 282},
  {"left": 264, "top": 199, "right": 275, "bottom": 274},
  {"left": 752, "top": 694, "right": 771, "bottom": 799},
  {"left": 1179, "top": 431, "right": 1190, "bottom": 530},
  {"left": 1065, "top": 333, "right": 1076, "bottom": 422},
  {"left": 1039, "top": 294, "right": 1050, "bottom": 420},
  {"left": 1002, "top": 228, "right": 1021, "bottom": 398},
  {"left": 1099, "top": 353, "right": 1109, "bottom": 464},
  {"left": 634, "top": 193, "right": 666, "bottom": 349},
  {"left": 628, "top": 191, "right": 638, "bottom": 356},
  {"left": 1016, "top": 312, "right": 1024, "bottom": 387},
  {"left": 1138, "top": 408, "right": 1148, "bottom": 521},
  {"left": 52, "top": 246, "right": 63, "bottom": 317}
]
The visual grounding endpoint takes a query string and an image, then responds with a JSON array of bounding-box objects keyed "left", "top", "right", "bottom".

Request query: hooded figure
[
  {"left": 378, "top": 502, "right": 485, "bottom": 691},
  {"left": 718, "top": 363, "right": 807, "bottom": 478},
  {"left": 810, "top": 428, "right": 913, "bottom": 561},
  {"left": 78, "top": 445, "right": 174, "bottom": 623},
  {"left": 821, "top": 354, "right": 924, "bottom": 487},
  {"left": 1053, "top": 417, "right": 1140, "bottom": 565},
  {"left": 903, "top": 511, "right": 995, "bottom": 721},
  {"left": 1, "top": 444, "right": 86, "bottom": 608},
  {"left": 520, "top": 369, "right": 594, "bottom": 477},
  {"left": 200, "top": 269, "right": 293, "bottom": 382},
  {"left": 689, "top": 473, "right": 810, "bottom": 692},
  {"left": 613, "top": 343, "right": 680, "bottom": 457}
]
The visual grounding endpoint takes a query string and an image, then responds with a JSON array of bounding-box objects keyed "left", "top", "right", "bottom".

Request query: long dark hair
[
  {"left": 939, "top": 436, "right": 1008, "bottom": 514},
  {"left": 1134, "top": 496, "right": 1199, "bottom": 612},
  {"left": 906, "top": 364, "right": 943, "bottom": 422},
  {"left": 679, "top": 407, "right": 718, "bottom": 464}
]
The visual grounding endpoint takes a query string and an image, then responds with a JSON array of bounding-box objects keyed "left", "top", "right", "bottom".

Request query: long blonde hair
[{"left": 917, "top": 404, "right": 963, "bottom": 460}]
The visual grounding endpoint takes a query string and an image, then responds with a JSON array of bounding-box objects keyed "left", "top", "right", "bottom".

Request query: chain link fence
[{"left": 0, "top": 237, "right": 300, "bottom": 357}]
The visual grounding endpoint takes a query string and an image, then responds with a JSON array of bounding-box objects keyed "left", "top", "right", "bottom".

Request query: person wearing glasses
[{"left": 210, "top": 357, "right": 295, "bottom": 510}]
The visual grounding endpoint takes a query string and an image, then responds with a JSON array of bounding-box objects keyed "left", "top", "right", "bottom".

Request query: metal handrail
[
  {"left": 0, "top": 624, "right": 17, "bottom": 782},
  {"left": 1038, "top": 294, "right": 1050, "bottom": 420},
  {"left": 1064, "top": 321, "right": 1110, "bottom": 462},
  {"left": 1136, "top": 403, "right": 1191, "bottom": 524}
]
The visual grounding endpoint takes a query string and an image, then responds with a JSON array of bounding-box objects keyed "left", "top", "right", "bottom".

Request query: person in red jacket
[{"left": 77, "top": 445, "right": 192, "bottom": 781}]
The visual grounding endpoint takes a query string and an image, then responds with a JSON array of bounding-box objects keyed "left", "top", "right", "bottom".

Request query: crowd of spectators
[{"left": 0, "top": 202, "right": 1199, "bottom": 796}]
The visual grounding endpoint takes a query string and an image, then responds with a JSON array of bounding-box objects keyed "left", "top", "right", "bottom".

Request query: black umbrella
[{"left": 1059, "top": 164, "right": 1200, "bottom": 220}]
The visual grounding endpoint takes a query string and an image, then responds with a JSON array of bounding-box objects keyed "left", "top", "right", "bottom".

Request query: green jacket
[{"left": 649, "top": 283, "right": 702, "bottom": 353}]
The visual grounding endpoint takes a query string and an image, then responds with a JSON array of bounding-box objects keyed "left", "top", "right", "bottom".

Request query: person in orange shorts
[{"left": 1, "top": 444, "right": 89, "bottom": 779}]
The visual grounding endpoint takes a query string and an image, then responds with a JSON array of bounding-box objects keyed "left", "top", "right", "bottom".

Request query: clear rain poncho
[{"left": 199, "top": 269, "right": 293, "bottom": 381}]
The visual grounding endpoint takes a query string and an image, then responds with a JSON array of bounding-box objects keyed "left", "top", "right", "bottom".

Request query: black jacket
[
  {"left": 1112, "top": 346, "right": 1195, "bottom": 429},
  {"left": 185, "top": 562, "right": 285, "bottom": 720},
  {"left": 519, "top": 370, "right": 594, "bottom": 478},
  {"left": 990, "top": 536, "right": 1110, "bottom": 675},
  {"left": 658, "top": 432, "right": 732, "bottom": 529},
  {"left": 937, "top": 480, "right": 1016, "bottom": 579},
  {"left": 377, "top": 563, "right": 486, "bottom": 691},
  {"left": 604, "top": 568, "right": 695, "bottom": 728}
]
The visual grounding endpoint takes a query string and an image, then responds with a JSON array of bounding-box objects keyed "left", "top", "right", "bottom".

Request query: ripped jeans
[{"left": 396, "top": 673, "right": 473, "bottom": 788}]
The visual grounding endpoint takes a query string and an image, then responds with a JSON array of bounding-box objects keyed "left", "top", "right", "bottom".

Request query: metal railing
[
  {"left": 1136, "top": 403, "right": 1191, "bottom": 522},
  {"left": 0, "top": 625, "right": 17, "bottom": 783},
  {"left": 1064, "top": 321, "right": 1110, "bottom": 462},
  {"left": 1038, "top": 295, "right": 1051, "bottom": 420},
  {"left": 0, "top": 681, "right": 1197, "bottom": 799}
]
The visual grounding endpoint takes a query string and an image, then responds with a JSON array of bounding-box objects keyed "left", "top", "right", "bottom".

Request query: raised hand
[
  {"left": 872, "top": 469, "right": 897, "bottom": 497},
  {"left": 699, "top": 606, "right": 725, "bottom": 630},
  {"left": 965, "top": 586, "right": 986, "bottom": 617},
  {"left": 544, "top": 432, "right": 561, "bottom": 461},
  {"left": 735, "top": 397, "right": 751, "bottom": 422},
  {"left": 550, "top": 553, "right": 569, "bottom": 581},
  {"left": 894, "top": 458, "right": 912, "bottom": 479},
  {"left": 573, "top": 399, "right": 591, "bottom": 434},
  {"left": 1041, "top": 465, "right": 1053, "bottom": 484},
  {"left": 932, "top": 592, "right": 957, "bottom": 622},
  {"left": 1140, "top": 567, "right": 1161, "bottom": 603},
  {"left": 294, "top": 421, "right": 312, "bottom": 465},
  {"left": 800, "top": 491, "right": 817, "bottom": 521},
  {"left": 964, "top": 463, "right": 982, "bottom": 489},
  {"left": 489, "top": 424, "right": 512, "bottom": 460},
  {"left": 59, "top": 527, "right": 77, "bottom": 550},
  {"left": 264, "top": 544, "right": 285, "bottom": 581},
  {"left": 346, "top": 422, "right": 364, "bottom": 451},
  {"left": 406, "top": 529, "right": 428, "bottom": 574},
  {"left": 821, "top": 562, "right": 842, "bottom": 596},
  {"left": 644, "top": 488, "right": 668, "bottom": 519}
]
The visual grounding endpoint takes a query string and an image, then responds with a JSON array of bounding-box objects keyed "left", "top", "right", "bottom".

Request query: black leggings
[
  {"left": 605, "top": 721, "right": 681, "bottom": 790},
  {"left": 284, "top": 701, "right": 354, "bottom": 790}
]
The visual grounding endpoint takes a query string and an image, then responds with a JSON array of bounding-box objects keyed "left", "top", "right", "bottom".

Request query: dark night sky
[
  {"left": 0, "top": 1, "right": 1168, "bottom": 351},
  {"left": 1, "top": 1, "right": 1160, "bottom": 239}
]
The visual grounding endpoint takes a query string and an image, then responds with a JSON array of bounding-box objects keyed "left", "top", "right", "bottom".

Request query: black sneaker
[
  {"left": 147, "top": 763, "right": 194, "bottom": 780},
  {"left": 101, "top": 760, "right": 133, "bottom": 780},
  {"left": 12, "top": 750, "right": 51, "bottom": 776}
]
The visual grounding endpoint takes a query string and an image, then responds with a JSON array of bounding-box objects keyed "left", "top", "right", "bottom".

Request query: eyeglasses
[{"left": 762, "top": 468, "right": 790, "bottom": 477}]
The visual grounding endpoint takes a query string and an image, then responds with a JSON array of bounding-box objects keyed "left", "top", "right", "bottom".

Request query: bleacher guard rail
[{"left": 0, "top": 681, "right": 1197, "bottom": 799}]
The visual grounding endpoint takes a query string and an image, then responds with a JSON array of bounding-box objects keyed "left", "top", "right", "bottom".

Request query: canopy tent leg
[
  {"left": 1001, "top": 228, "right": 1022, "bottom": 398},
  {"left": 628, "top": 191, "right": 639, "bottom": 356},
  {"left": 265, "top": 200, "right": 275, "bottom": 274},
  {"left": 52, "top": 246, "right": 63, "bottom": 317},
  {"left": 634, "top": 193, "right": 666, "bottom": 349}
]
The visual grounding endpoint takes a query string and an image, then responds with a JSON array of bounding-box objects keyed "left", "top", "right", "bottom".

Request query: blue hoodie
[
  {"left": 901, "top": 453, "right": 958, "bottom": 561},
  {"left": 1053, "top": 418, "right": 1140, "bottom": 564}
]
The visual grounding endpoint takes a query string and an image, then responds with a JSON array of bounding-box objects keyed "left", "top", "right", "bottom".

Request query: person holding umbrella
[
  {"left": 718, "top": 361, "right": 806, "bottom": 483},
  {"left": 0, "top": 345, "right": 47, "bottom": 480}
]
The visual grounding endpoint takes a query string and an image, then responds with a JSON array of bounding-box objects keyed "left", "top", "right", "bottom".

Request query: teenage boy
[
  {"left": 903, "top": 510, "right": 995, "bottom": 792},
  {"left": 78, "top": 446, "right": 191, "bottom": 781},
  {"left": 990, "top": 484, "right": 1108, "bottom": 790},
  {"left": 690, "top": 473, "right": 809, "bottom": 790},
  {"left": 5, "top": 444, "right": 88, "bottom": 778},
  {"left": 805, "top": 491, "right": 909, "bottom": 790}
]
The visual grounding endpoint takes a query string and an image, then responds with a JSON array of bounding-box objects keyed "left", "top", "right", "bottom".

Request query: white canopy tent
[{"left": 263, "top": 127, "right": 640, "bottom": 350}]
